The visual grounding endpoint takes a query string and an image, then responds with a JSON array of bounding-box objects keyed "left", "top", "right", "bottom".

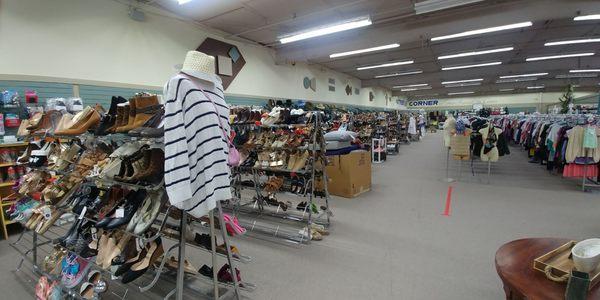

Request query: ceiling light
[
  {"left": 280, "top": 17, "right": 372, "bottom": 44},
  {"left": 414, "top": 93, "right": 439, "bottom": 97},
  {"left": 357, "top": 60, "right": 414, "bottom": 71},
  {"left": 393, "top": 83, "right": 429, "bottom": 89},
  {"left": 176, "top": 0, "right": 192, "bottom": 4},
  {"left": 545, "top": 38, "right": 600, "bottom": 46},
  {"left": 445, "top": 82, "right": 482, "bottom": 88},
  {"left": 527, "top": 85, "right": 545, "bottom": 89},
  {"left": 496, "top": 77, "right": 538, "bottom": 83},
  {"left": 441, "top": 61, "right": 501, "bottom": 71},
  {"left": 438, "top": 47, "right": 514, "bottom": 60},
  {"left": 441, "top": 78, "right": 484, "bottom": 85},
  {"left": 415, "top": 0, "right": 484, "bottom": 15},
  {"left": 400, "top": 86, "right": 432, "bottom": 92},
  {"left": 499, "top": 72, "right": 548, "bottom": 79},
  {"left": 374, "top": 70, "right": 423, "bottom": 78},
  {"left": 499, "top": 88, "right": 514, "bottom": 92},
  {"left": 330, "top": 43, "right": 400, "bottom": 58},
  {"left": 570, "top": 69, "right": 600, "bottom": 73},
  {"left": 448, "top": 91, "right": 475, "bottom": 95},
  {"left": 574, "top": 14, "right": 600, "bottom": 21},
  {"left": 526, "top": 52, "right": 595, "bottom": 61},
  {"left": 431, "top": 22, "right": 532, "bottom": 41},
  {"left": 556, "top": 73, "right": 598, "bottom": 79}
]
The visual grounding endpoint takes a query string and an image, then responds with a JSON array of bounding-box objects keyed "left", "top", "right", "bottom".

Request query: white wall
[
  {"left": 404, "top": 92, "right": 596, "bottom": 111},
  {"left": 0, "top": 0, "right": 393, "bottom": 108}
]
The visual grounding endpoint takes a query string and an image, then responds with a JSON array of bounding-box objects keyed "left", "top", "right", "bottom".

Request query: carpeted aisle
[{"left": 1, "top": 132, "right": 599, "bottom": 299}]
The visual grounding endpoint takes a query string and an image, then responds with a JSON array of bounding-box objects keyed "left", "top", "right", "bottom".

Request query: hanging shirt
[
  {"left": 583, "top": 125, "right": 598, "bottom": 149},
  {"left": 163, "top": 72, "right": 232, "bottom": 218}
]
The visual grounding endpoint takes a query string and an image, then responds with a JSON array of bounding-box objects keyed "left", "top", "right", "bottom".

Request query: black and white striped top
[{"left": 163, "top": 73, "right": 231, "bottom": 218}]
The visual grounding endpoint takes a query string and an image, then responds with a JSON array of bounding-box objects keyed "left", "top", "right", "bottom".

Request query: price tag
[
  {"left": 41, "top": 206, "right": 52, "bottom": 220},
  {"left": 78, "top": 206, "right": 87, "bottom": 220},
  {"left": 115, "top": 208, "right": 124, "bottom": 218}
]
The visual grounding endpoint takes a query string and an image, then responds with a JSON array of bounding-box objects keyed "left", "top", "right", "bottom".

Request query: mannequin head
[{"left": 181, "top": 51, "right": 215, "bottom": 77}]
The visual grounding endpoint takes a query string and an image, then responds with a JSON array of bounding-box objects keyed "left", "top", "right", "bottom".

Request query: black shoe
[
  {"left": 95, "top": 96, "right": 127, "bottom": 135},
  {"left": 194, "top": 233, "right": 214, "bottom": 250},
  {"left": 104, "top": 190, "right": 147, "bottom": 230},
  {"left": 199, "top": 265, "right": 213, "bottom": 278},
  {"left": 121, "top": 238, "right": 163, "bottom": 284}
]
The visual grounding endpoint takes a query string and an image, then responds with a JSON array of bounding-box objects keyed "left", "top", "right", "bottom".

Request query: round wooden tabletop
[{"left": 495, "top": 238, "right": 600, "bottom": 300}]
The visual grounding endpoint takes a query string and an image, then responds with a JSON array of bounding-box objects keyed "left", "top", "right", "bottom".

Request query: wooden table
[{"left": 495, "top": 238, "right": 600, "bottom": 300}]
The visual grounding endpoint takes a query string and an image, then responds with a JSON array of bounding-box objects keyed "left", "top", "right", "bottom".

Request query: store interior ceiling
[{"left": 148, "top": 0, "right": 600, "bottom": 99}]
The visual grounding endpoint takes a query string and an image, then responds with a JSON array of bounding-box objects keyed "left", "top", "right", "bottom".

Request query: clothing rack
[{"left": 9, "top": 132, "right": 255, "bottom": 299}]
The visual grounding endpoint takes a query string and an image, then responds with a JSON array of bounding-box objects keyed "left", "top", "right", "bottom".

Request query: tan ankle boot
[
  {"left": 107, "top": 105, "right": 125, "bottom": 133},
  {"left": 117, "top": 95, "right": 160, "bottom": 133},
  {"left": 116, "top": 100, "right": 136, "bottom": 133}
]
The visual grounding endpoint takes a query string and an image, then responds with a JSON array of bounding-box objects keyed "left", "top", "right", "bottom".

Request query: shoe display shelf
[
  {"left": 10, "top": 107, "right": 255, "bottom": 300},
  {"left": 386, "top": 112, "right": 400, "bottom": 155},
  {"left": 0, "top": 142, "right": 29, "bottom": 239},
  {"left": 226, "top": 110, "right": 332, "bottom": 244}
]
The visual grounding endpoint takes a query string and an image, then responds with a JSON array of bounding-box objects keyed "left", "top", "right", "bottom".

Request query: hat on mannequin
[{"left": 180, "top": 51, "right": 221, "bottom": 84}]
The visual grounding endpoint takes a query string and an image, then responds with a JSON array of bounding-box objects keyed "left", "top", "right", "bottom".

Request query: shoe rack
[
  {"left": 9, "top": 129, "right": 255, "bottom": 300},
  {"left": 0, "top": 142, "right": 29, "bottom": 240},
  {"left": 227, "top": 110, "right": 332, "bottom": 244}
]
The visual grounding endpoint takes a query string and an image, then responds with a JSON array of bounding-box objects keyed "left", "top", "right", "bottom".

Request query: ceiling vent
[{"left": 414, "top": 0, "right": 485, "bottom": 15}]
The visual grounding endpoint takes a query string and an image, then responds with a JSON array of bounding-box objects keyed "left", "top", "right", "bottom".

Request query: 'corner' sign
[{"left": 408, "top": 100, "right": 438, "bottom": 107}]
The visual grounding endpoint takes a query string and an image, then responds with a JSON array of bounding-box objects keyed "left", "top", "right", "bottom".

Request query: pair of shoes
[
  {"left": 128, "top": 107, "right": 164, "bottom": 138},
  {"left": 54, "top": 106, "right": 102, "bottom": 135},
  {"left": 287, "top": 150, "right": 310, "bottom": 172},
  {"left": 199, "top": 264, "right": 243, "bottom": 285},
  {"left": 117, "top": 238, "right": 164, "bottom": 284},
  {"left": 95, "top": 96, "right": 128, "bottom": 135},
  {"left": 114, "top": 94, "right": 161, "bottom": 133},
  {"left": 95, "top": 230, "right": 133, "bottom": 269},
  {"left": 126, "top": 190, "right": 164, "bottom": 235},
  {"left": 222, "top": 214, "right": 246, "bottom": 236},
  {"left": 79, "top": 270, "right": 108, "bottom": 299},
  {"left": 96, "top": 189, "right": 147, "bottom": 230},
  {"left": 113, "top": 147, "right": 164, "bottom": 184},
  {"left": 164, "top": 256, "right": 197, "bottom": 274},
  {"left": 264, "top": 177, "right": 284, "bottom": 193},
  {"left": 61, "top": 252, "right": 92, "bottom": 289}
]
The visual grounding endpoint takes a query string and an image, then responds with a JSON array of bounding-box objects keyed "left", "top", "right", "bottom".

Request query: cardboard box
[{"left": 326, "top": 151, "right": 371, "bottom": 198}]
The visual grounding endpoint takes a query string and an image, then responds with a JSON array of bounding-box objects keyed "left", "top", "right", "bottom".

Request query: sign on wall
[{"left": 407, "top": 100, "right": 438, "bottom": 107}]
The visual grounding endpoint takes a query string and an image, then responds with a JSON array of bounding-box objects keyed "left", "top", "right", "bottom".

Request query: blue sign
[{"left": 408, "top": 100, "right": 438, "bottom": 107}]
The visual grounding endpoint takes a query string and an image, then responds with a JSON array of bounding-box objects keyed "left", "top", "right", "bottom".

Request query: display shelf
[{"left": 0, "top": 181, "right": 16, "bottom": 187}]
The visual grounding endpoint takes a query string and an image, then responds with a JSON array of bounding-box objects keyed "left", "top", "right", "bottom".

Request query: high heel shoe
[{"left": 121, "top": 238, "right": 163, "bottom": 283}]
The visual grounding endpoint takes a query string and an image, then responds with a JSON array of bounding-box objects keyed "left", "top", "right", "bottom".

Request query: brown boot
[
  {"left": 107, "top": 105, "right": 124, "bottom": 133},
  {"left": 116, "top": 95, "right": 160, "bottom": 133},
  {"left": 132, "top": 148, "right": 164, "bottom": 183},
  {"left": 116, "top": 99, "right": 136, "bottom": 133}
]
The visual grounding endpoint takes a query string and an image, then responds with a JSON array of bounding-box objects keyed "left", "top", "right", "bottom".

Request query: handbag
[{"left": 197, "top": 89, "right": 240, "bottom": 167}]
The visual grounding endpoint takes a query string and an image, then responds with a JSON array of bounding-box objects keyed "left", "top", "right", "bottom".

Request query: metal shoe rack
[
  {"left": 226, "top": 112, "right": 333, "bottom": 244},
  {"left": 9, "top": 132, "right": 256, "bottom": 300}
]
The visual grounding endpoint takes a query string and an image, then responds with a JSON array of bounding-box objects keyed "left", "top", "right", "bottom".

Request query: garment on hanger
[
  {"left": 163, "top": 73, "right": 232, "bottom": 218},
  {"left": 479, "top": 125, "right": 502, "bottom": 162},
  {"left": 408, "top": 116, "right": 417, "bottom": 135}
]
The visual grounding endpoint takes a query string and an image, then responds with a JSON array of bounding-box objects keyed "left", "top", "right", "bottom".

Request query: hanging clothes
[
  {"left": 163, "top": 73, "right": 232, "bottom": 218},
  {"left": 408, "top": 116, "right": 417, "bottom": 135}
]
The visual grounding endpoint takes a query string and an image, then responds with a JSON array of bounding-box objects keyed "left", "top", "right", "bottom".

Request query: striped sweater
[{"left": 163, "top": 72, "right": 231, "bottom": 218}]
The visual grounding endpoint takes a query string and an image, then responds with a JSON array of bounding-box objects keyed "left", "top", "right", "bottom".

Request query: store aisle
[
  {"left": 232, "top": 132, "right": 600, "bottom": 300},
  {"left": 2, "top": 132, "right": 599, "bottom": 299}
]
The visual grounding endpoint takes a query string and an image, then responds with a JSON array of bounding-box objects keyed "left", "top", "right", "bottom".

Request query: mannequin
[
  {"left": 443, "top": 114, "right": 456, "bottom": 148},
  {"left": 163, "top": 51, "right": 232, "bottom": 218},
  {"left": 479, "top": 124, "right": 503, "bottom": 162}
]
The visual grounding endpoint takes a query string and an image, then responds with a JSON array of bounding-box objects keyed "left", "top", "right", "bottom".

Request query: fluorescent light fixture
[
  {"left": 415, "top": 0, "right": 484, "bottom": 15},
  {"left": 400, "top": 86, "right": 432, "bottom": 92},
  {"left": 574, "top": 14, "right": 600, "bottom": 21},
  {"left": 445, "top": 82, "right": 482, "bottom": 88},
  {"left": 357, "top": 60, "right": 414, "bottom": 71},
  {"left": 176, "top": 0, "right": 192, "bottom": 3},
  {"left": 526, "top": 52, "right": 595, "bottom": 61},
  {"left": 393, "top": 83, "right": 429, "bottom": 89},
  {"left": 414, "top": 93, "right": 439, "bottom": 97},
  {"left": 570, "top": 69, "right": 600, "bottom": 73},
  {"left": 499, "top": 88, "right": 514, "bottom": 92},
  {"left": 527, "top": 85, "right": 545, "bottom": 89},
  {"left": 441, "top": 61, "right": 501, "bottom": 71},
  {"left": 545, "top": 38, "right": 600, "bottom": 46},
  {"left": 448, "top": 91, "right": 475, "bottom": 95},
  {"left": 499, "top": 72, "right": 548, "bottom": 79},
  {"left": 280, "top": 17, "right": 371, "bottom": 44},
  {"left": 438, "top": 47, "right": 514, "bottom": 60},
  {"left": 330, "top": 43, "right": 399, "bottom": 58},
  {"left": 556, "top": 73, "right": 598, "bottom": 79},
  {"left": 374, "top": 70, "right": 423, "bottom": 78},
  {"left": 441, "top": 78, "right": 484, "bottom": 85},
  {"left": 496, "top": 77, "right": 538, "bottom": 83},
  {"left": 431, "top": 22, "right": 532, "bottom": 41}
]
